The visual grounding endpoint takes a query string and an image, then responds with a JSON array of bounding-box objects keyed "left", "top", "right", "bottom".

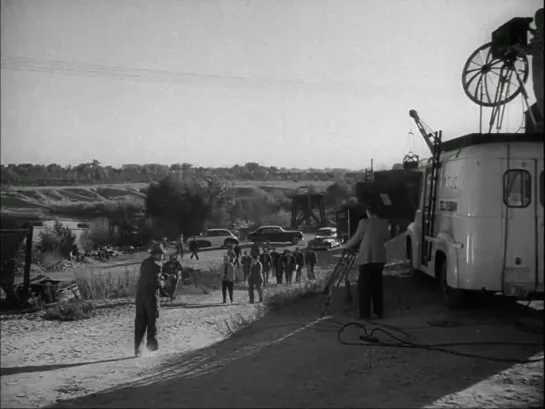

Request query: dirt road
[
  {"left": 1, "top": 290, "right": 265, "bottom": 408},
  {"left": 2, "top": 242, "right": 543, "bottom": 408},
  {"left": 48, "top": 272, "right": 543, "bottom": 409}
]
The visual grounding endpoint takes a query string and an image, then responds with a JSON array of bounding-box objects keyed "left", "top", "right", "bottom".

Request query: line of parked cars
[{"left": 184, "top": 225, "right": 340, "bottom": 251}]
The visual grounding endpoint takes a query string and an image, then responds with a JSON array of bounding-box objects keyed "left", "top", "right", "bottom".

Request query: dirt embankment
[
  {"left": 0, "top": 184, "right": 148, "bottom": 212},
  {"left": 2, "top": 254, "right": 543, "bottom": 409},
  {"left": 0, "top": 180, "right": 333, "bottom": 214}
]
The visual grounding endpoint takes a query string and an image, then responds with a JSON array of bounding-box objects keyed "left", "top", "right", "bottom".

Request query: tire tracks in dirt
[{"left": 0, "top": 290, "right": 263, "bottom": 408}]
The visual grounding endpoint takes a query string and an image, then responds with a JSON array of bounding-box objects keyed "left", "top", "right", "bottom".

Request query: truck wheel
[
  {"left": 438, "top": 261, "right": 467, "bottom": 310},
  {"left": 292, "top": 237, "right": 300, "bottom": 245}
]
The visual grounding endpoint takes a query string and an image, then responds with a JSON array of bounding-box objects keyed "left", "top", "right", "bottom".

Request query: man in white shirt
[{"left": 331, "top": 202, "right": 390, "bottom": 320}]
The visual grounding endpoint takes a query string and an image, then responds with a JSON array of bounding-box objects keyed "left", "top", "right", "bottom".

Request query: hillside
[{"left": 0, "top": 180, "right": 335, "bottom": 218}]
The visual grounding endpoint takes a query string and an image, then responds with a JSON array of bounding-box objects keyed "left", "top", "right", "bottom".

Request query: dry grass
[
  {"left": 263, "top": 279, "right": 324, "bottom": 311},
  {"left": 182, "top": 267, "right": 221, "bottom": 292},
  {"left": 73, "top": 266, "right": 140, "bottom": 300},
  {"left": 40, "top": 259, "right": 328, "bottom": 321}
]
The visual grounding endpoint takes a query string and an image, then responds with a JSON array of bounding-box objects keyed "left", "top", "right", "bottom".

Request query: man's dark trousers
[
  {"left": 357, "top": 263, "right": 384, "bottom": 318},
  {"left": 134, "top": 292, "right": 160, "bottom": 353}
]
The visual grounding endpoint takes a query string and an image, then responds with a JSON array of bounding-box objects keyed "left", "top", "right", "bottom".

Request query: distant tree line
[{"left": 0, "top": 160, "right": 365, "bottom": 186}]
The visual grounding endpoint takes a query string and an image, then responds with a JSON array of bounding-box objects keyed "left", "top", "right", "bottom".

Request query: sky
[{"left": 0, "top": 0, "right": 541, "bottom": 170}]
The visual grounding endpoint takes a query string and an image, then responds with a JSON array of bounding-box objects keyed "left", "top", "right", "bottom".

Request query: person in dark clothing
[
  {"left": 269, "top": 247, "right": 279, "bottom": 282},
  {"left": 221, "top": 255, "right": 235, "bottom": 303},
  {"left": 276, "top": 250, "right": 286, "bottom": 284},
  {"left": 135, "top": 243, "right": 166, "bottom": 357},
  {"left": 259, "top": 249, "right": 272, "bottom": 285},
  {"left": 241, "top": 251, "right": 252, "bottom": 284},
  {"left": 332, "top": 202, "right": 390, "bottom": 320},
  {"left": 305, "top": 246, "right": 318, "bottom": 281},
  {"left": 233, "top": 244, "right": 241, "bottom": 267},
  {"left": 284, "top": 250, "right": 296, "bottom": 285},
  {"left": 250, "top": 242, "right": 261, "bottom": 259},
  {"left": 248, "top": 256, "right": 264, "bottom": 303},
  {"left": 293, "top": 247, "right": 305, "bottom": 283},
  {"left": 189, "top": 238, "right": 199, "bottom": 260}
]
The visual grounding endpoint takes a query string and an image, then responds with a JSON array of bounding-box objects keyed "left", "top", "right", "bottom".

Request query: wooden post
[{"left": 22, "top": 226, "right": 33, "bottom": 303}]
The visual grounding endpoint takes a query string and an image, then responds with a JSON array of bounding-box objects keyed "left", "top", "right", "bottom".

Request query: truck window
[{"left": 503, "top": 170, "right": 531, "bottom": 208}]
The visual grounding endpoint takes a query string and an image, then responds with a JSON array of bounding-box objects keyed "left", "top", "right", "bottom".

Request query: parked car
[
  {"left": 185, "top": 229, "right": 239, "bottom": 249},
  {"left": 309, "top": 227, "right": 341, "bottom": 250},
  {"left": 247, "top": 225, "right": 303, "bottom": 245}
]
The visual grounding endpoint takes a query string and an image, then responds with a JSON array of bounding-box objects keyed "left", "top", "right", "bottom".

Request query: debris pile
[{"left": 14, "top": 275, "right": 81, "bottom": 306}]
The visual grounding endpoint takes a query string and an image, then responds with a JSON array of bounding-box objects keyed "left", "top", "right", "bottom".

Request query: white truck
[{"left": 405, "top": 131, "right": 544, "bottom": 308}]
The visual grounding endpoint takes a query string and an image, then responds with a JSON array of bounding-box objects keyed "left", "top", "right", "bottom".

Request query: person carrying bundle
[{"left": 134, "top": 243, "right": 166, "bottom": 357}]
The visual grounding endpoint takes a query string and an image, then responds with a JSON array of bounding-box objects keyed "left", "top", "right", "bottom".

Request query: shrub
[
  {"left": 38, "top": 220, "right": 76, "bottom": 259},
  {"left": 42, "top": 300, "right": 94, "bottom": 321},
  {"left": 79, "top": 217, "right": 119, "bottom": 250}
]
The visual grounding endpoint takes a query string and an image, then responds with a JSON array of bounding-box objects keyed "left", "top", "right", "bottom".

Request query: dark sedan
[{"left": 247, "top": 225, "right": 303, "bottom": 245}]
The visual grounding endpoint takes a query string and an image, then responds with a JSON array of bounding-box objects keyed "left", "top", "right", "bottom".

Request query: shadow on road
[
  {"left": 46, "top": 268, "right": 544, "bottom": 408},
  {"left": 0, "top": 357, "right": 133, "bottom": 377}
]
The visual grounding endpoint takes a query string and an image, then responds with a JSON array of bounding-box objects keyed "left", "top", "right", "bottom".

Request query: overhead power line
[{"left": 0, "top": 56, "right": 361, "bottom": 93}]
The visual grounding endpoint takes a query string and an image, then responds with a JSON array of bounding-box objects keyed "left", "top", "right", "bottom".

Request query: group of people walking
[
  {"left": 220, "top": 241, "right": 319, "bottom": 304},
  {"left": 135, "top": 202, "right": 389, "bottom": 357}
]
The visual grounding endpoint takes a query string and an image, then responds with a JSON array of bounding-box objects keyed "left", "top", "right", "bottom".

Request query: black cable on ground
[{"left": 336, "top": 321, "right": 544, "bottom": 364}]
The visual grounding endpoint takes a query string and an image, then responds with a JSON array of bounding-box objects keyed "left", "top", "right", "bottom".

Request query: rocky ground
[{"left": 1, "top": 245, "right": 543, "bottom": 408}]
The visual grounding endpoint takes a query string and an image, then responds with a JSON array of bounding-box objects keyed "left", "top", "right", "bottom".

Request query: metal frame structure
[{"left": 290, "top": 193, "right": 326, "bottom": 229}]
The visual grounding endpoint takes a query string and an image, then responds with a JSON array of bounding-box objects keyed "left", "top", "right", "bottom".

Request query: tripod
[{"left": 321, "top": 249, "right": 357, "bottom": 317}]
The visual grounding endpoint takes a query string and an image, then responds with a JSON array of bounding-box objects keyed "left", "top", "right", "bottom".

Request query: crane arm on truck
[
  {"left": 409, "top": 109, "right": 441, "bottom": 155},
  {"left": 408, "top": 109, "right": 443, "bottom": 267}
]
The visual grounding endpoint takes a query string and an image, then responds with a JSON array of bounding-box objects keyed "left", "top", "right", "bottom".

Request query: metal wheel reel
[{"left": 462, "top": 42, "right": 529, "bottom": 108}]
